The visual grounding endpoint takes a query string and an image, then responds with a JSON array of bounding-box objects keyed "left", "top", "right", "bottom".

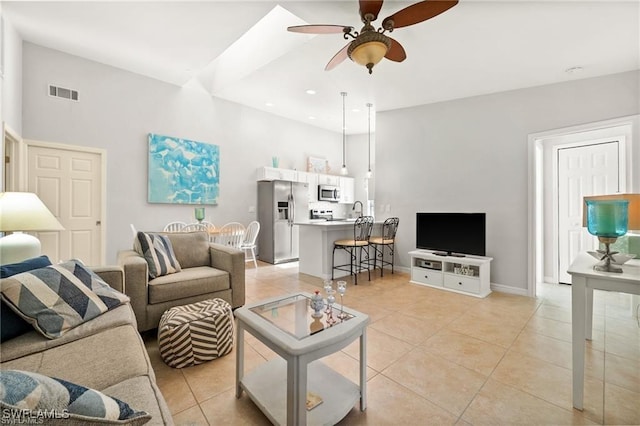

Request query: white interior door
[
  {"left": 27, "top": 143, "right": 104, "bottom": 266},
  {"left": 557, "top": 141, "right": 620, "bottom": 283}
]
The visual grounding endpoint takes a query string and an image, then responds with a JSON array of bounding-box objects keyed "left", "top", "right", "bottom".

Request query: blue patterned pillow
[
  {"left": 0, "top": 259, "right": 130, "bottom": 339},
  {"left": 1, "top": 255, "right": 53, "bottom": 342},
  {"left": 135, "top": 232, "right": 181, "bottom": 279},
  {"left": 0, "top": 370, "right": 151, "bottom": 425}
]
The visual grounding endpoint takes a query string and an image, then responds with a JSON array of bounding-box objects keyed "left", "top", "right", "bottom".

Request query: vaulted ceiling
[{"left": 4, "top": 1, "right": 639, "bottom": 134}]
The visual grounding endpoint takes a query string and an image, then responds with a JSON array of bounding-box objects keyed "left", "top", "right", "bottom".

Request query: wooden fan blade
[
  {"left": 287, "top": 24, "right": 352, "bottom": 34},
  {"left": 325, "top": 43, "right": 351, "bottom": 71},
  {"left": 359, "top": 0, "right": 384, "bottom": 21},
  {"left": 382, "top": 0, "right": 458, "bottom": 30},
  {"left": 385, "top": 37, "right": 406, "bottom": 62}
]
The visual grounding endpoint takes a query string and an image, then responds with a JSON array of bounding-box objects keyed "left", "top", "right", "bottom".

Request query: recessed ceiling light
[
  {"left": 565, "top": 66, "right": 584, "bottom": 74},
  {"left": 352, "top": 109, "right": 361, "bottom": 113},
  {"left": 265, "top": 102, "right": 275, "bottom": 107},
  {"left": 305, "top": 89, "right": 316, "bottom": 95},
  {"left": 308, "top": 116, "right": 316, "bottom": 120}
]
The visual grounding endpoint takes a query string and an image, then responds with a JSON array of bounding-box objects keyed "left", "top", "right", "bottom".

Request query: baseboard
[
  {"left": 490, "top": 282, "right": 529, "bottom": 297},
  {"left": 395, "top": 265, "right": 410, "bottom": 274}
]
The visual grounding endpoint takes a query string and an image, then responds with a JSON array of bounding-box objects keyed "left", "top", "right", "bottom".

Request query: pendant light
[
  {"left": 366, "top": 102, "right": 373, "bottom": 178},
  {"left": 340, "top": 92, "right": 348, "bottom": 175}
]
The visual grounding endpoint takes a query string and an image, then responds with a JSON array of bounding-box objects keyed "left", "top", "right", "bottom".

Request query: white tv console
[{"left": 409, "top": 250, "right": 493, "bottom": 298}]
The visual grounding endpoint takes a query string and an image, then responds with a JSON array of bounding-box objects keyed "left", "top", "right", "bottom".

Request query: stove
[{"left": 310, "top": 209, "right": 333, "bottom": 221}]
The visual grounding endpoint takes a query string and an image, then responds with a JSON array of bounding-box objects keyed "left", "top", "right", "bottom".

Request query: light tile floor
[{"left": 144, "top": 262, "right": 640, "bottom": 425}]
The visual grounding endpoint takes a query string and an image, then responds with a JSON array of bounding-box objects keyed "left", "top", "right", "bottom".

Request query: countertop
[{"left": 296, "top": 219, "right": 382, "bottom": 227}]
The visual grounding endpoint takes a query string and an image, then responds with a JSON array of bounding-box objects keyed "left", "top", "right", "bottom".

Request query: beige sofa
[
  {"left": 118, "top": 231, "right": 245, "bottom": 332},
  {"left": 0, "top": 266, "right": 173, "bottom": 425}
]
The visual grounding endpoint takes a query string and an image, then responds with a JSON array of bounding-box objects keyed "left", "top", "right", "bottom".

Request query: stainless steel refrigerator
[{"left": 257, "top": 180, "right": 309, "bottom": 264}]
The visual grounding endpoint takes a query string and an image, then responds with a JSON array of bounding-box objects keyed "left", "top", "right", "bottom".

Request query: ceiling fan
[{"left": 287, "top": 0, "right": 458, "bottom": 74}]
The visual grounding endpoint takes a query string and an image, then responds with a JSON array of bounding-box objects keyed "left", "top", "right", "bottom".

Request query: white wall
[
  {"left": 376, "top": 70, "right": 640, "bottom": 292},
  {"left": 344, "top": 132, "right": 374, "bottom": 208},
  {"left": 21, "top": 42, "right": 347, "bottom": 263}
]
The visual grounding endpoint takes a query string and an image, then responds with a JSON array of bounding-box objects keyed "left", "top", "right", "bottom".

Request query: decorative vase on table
[
  {"left": 310, "top": 291, "right": 325, "bottom": 319},
  {"left": 194, "top": 207, "right": 205, "bottom": 223}
]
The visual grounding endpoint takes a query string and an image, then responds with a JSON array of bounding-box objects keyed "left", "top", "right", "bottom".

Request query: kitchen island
[{"left": 296, "top": 220, "right": 381, "bottom": 280}]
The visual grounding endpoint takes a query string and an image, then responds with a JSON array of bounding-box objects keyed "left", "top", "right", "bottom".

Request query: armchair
[{"left": 118, "top": 231, "right": 245, "bottom": 332}]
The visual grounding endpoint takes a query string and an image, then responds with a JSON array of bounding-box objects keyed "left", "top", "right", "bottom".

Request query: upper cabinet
[
  {"left": 296, "top": 171, "right": 319, "bottom": 202},
  {"left": 256, "top": 167, "right": 352, "bottom": 204},
  {"left": 317, "top": 174, "right": 340, "bottom": 186},
  {"left": 339, "top": 176, "right": 355, "bottom": 204},
  {"left": 256, "top": 167, "right": 297, "bottom": 182}
]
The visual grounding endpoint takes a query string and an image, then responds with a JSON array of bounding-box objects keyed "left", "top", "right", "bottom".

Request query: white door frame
[
  {"left": 553, "top": 138, "right": 625, "bottom": 284},
  {"left": 24, "top": 139, "right": 108, "bottom": 265},
  {"left": 2, "top": 123, "right": 24, "bottom": 191},
  {"left": 527, "top": 115, "right": 636, "bottom": 297}
]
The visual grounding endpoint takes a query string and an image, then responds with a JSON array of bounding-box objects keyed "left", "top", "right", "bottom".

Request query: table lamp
[
  {"left": 583, "top": 193, "right": 640, "bottom": 273},
  {"left": 0, "top": 192, "right": 64, "bottom": 265}
]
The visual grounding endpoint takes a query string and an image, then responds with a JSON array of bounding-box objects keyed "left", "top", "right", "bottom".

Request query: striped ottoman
[{"left": 158, "top": 298, "right": 234, "bottom": 368}]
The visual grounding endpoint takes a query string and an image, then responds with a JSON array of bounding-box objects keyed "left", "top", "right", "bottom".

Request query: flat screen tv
[{"left": 416, "top": 213, "right": 486, "bottom": 257}]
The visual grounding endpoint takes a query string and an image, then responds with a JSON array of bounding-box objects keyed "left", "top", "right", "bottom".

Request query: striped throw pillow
[
  {"left": 0, "top": 260, "right": 130, "bottom": 339},
  {"left": 0, "top": 370, "right": 151, "bottom": 425},
  {"left": 135, "top": 232, "right": 181, "bottom": 279}
]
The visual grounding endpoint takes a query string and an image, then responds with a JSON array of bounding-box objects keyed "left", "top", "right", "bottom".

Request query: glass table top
[{"left": 249, "top": 293, "right": 354, "bottom": 340}]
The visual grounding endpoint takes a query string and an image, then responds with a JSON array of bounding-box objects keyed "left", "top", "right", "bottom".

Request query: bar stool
[
  {"left": 331, "top": 216, "right": 374, "bottom": 285},
  {"left": 369, "top": 217, "right": 399, "bottom": 277}
]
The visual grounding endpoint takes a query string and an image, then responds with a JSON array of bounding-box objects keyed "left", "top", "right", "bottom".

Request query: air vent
[{"left": 48, "top": 84, "right": 79, "bottom": 101}]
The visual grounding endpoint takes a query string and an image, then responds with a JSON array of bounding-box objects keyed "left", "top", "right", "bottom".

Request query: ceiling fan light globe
[{"left": 350, "top": 41, "right": 388, "bottom": 67}]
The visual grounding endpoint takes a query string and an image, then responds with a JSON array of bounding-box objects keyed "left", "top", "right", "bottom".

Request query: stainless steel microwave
[{"left": 318, "top": 185, "right": 340, "bottom": 202}]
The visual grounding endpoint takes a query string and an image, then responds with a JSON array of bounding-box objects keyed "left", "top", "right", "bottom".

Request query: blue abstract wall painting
[{"left": 148, "top": 134, "right": 219, "bottom": 205}]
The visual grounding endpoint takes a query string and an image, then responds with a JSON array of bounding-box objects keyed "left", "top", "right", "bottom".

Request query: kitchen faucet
[{"left": 352, "top": 201, "right": 363, "bottom": 218}]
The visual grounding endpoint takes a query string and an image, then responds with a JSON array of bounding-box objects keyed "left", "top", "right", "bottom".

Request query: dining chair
[
  {"left": 240, "top": 221, "right": 260, "bottom": 268},
  {"left": 182, "top": 223, "right": 209, "bottom": 232},
  {"left": 200, "top": 221, "right": 216, "bottom": 231},
  {"left": 163, "top": 221, "right": 187, "bottom": 232},
  {"left": 217, "top": 222, "right": 245, "bottom": 249}
]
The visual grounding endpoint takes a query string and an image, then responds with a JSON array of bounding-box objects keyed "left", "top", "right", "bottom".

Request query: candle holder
[
  {"left": 336, "top": 280, "right": 347, "bottom": 320},
  {"left": 586, "top": 199, "right": 629, "bottom": 273}
]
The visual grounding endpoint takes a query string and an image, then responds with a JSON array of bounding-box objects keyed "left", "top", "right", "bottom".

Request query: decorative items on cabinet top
[{"left": 256, "top": 166, "right": 353, "bottom": 188}]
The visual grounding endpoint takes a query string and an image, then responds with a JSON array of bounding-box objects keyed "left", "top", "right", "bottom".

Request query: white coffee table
[{"left": 235, "top": 292, "right": 369, "bottom": 426}]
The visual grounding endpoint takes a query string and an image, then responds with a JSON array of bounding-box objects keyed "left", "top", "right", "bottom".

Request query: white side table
[{"left": 567, "top": 252, "right": 640, "bottom": 410}]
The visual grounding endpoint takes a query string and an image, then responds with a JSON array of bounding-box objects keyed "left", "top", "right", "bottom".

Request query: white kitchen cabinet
[
  {"left": 318, "top": 174, "right": 340, "bottom": 186},
  {"left": 339, "top": 177, "right": 355, "bottom": 204},
  {"left": 296, "top": 171, "right": 318, "bottom": 202},
  {"left": 408, "top": 250, "right": 492, "bottom": 298},
  {"left": 256, "top": 167, "right": 297, "bottom": 182}
]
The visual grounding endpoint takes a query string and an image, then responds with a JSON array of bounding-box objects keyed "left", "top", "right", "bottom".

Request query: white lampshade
[{"left": 0, "top": 192, "right": 64, "bottom": 264}]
